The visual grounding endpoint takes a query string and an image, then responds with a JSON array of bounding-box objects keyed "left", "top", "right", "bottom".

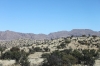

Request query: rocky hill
[
  {"left": 0, "top": 29, "right": 100, "bottom": 40},
  {"left": 0, "top": 36, "right": 100, "bottom": 66}
]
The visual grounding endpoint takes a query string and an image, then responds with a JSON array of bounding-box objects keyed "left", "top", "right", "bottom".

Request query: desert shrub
[
  {"left": 20, "top": 55, "right": 30, "bottom": 66},
  {"left": 29, "top": 48, "right": 35, "bottom": 54},
  {"left": 42, "top": 53, "right": 50, "bottom": 58},
  {"left": 43, "top": 47, "right": 50, "bottom": 52},
  {"left": 42, "top": 49, "right": 98, "bottom": 66},
  {"left": 42, "top": 50, "right": 77, "bottom": 66},
  {"left": 1, "top": 47, "right": 29, "bottom": 64},
  {"left": 34, "top": 47, "right": 42, "bottom": 52},
  {"left": 78, "top": 40, "right": 87, "bottom": 45},
  {"left": 10, "top": 47, "right": 20, "bottom": 52},
  {"left": 1, "top": 50, "right": 21, "bottom": 62}
]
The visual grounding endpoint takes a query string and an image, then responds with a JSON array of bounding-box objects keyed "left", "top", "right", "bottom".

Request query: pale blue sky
[{"left": 0, "top": 0, "right": 100, "bottom": 34}]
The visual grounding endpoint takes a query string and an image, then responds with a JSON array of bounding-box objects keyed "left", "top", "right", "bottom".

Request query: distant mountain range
[{"left": 0, "top": 29, "right": 100, "bottom": 40}]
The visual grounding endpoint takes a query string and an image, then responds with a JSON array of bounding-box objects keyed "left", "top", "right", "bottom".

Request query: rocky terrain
[
  {"left": 0, "top": 29, "right": 100, "bottom": 40},
  {"left": 0, "top": 35, "right": 100, "bottom": 66}
]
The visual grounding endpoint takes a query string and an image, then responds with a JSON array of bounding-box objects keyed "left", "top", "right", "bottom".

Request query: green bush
[{"left": 34, "top": 47, "right": 42, "bottom": 52}]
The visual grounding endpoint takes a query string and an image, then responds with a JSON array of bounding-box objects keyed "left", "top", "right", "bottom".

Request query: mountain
[
  {"left": 69, "top": 29, "right": 100, "bottom": 36},
  {"left": 0, "top": 29, "right": 100, "bottom": 40}
]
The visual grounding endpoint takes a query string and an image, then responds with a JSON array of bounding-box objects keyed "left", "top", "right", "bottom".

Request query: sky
[{"left": 0, "top": 0, "right": 100, "bottom": 34}]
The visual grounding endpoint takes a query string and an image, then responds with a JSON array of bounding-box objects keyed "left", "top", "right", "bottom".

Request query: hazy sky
[{"left": 0, "top": 0, "right": 100, "bottom": 34}]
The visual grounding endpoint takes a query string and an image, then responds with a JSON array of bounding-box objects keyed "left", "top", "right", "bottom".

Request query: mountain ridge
[{"left": 0, "top": 29, "right": 100, "bottom": 40}]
